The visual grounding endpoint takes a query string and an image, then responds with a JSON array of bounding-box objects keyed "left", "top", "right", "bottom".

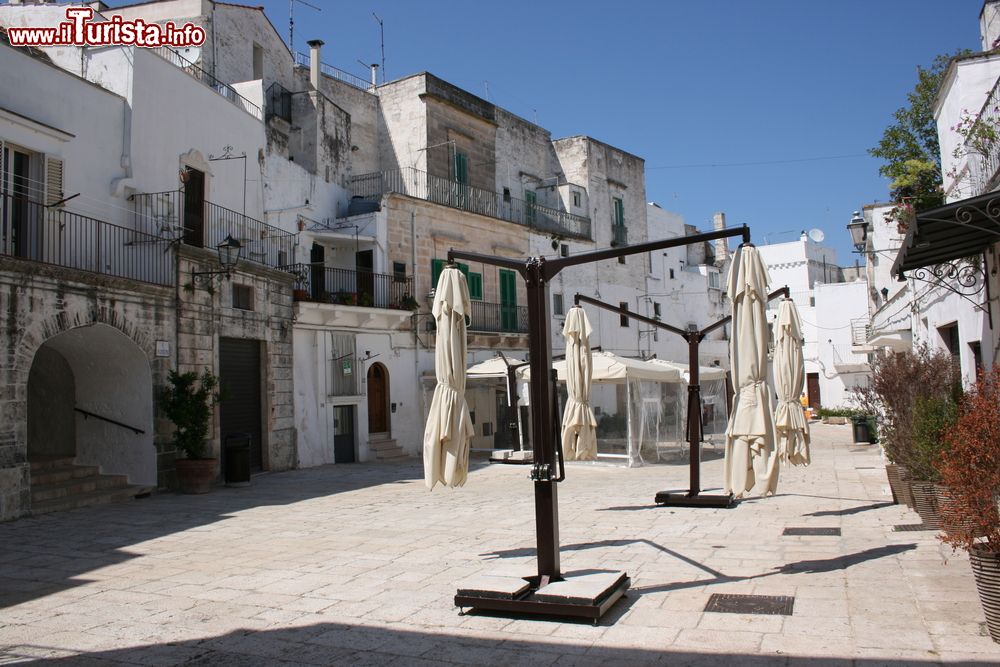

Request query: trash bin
[
  {"left": 223, "top": 432, "right": 251, "bottom": 487},
  {"left": 852, "top": 416, "right": 871, "bottom": 444}
]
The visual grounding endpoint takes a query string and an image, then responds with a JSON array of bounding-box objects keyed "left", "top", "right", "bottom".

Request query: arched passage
[
  {"left": 367, "top": 362, "right": 390, "bottom": 436},
  {"left": 26, "top": 323, "right": 155, "bottom": 486}
]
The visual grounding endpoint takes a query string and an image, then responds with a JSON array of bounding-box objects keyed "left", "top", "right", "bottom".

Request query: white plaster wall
[
  {"left": 0, "top": 44, "right": 128, "bottom": 225},
  {"left": 376, "top": 75, "right": 428, "bottom": 173},
  {"left": 863, "top": 202, "right": 906, "bottom": 309},
  {"left": 814, "top": 280, "right": 871, "bottom": 408},
  {"left": 911, "top": 281, "right": 993, "bottom": 386}
]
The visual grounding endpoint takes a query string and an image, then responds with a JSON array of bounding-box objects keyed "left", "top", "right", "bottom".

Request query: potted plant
[
  {"left": 399, "top": 294, "right": 419, "bottom": 311},
  {"left": 159, "top": 369, "right": 221, "bottom": 494},
  {"left": 936, "top": 364, "right": 1000, "bottom": 643},
  {"left": 908, "top": 393, "right": 959, "bottom": 529},
  {"left": 853, "top": 345, "right": 959, "bottom": 509}
]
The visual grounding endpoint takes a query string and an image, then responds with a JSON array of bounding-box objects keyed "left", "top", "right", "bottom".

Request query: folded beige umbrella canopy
[
  {"left": 423, "top": 266, "right": 475, "bottom": 490},
  {"left": 724, "top": 244, "right": 778, "bottom": 497},
  {"left": 773, "top": 298, "right": 810, "bottom": 466},
  {"left": 560, "top": 306, "right": 597, "bottom": 461}
]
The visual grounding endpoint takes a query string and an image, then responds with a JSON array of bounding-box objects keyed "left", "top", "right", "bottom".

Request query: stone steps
[
  {"left": 369, "top": 438, "right": 408, "bottom": 461},
  {"left": 29, "top": 458, "right": 151, "bottom": 516}
]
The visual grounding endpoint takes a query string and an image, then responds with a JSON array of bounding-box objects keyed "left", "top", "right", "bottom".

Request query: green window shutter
[
  {"left": 468, "top": 272, "right": 483, "bottom": 300},
  {"left": 431, "top": 259, "right": 445, "bottom": 291},
  {"left": 454, "top": 152, "right": 469, "bottom": 184},
  {"left": 525, "top": 190, "right": 537, "bottom": 205},
  {"left": 613, "top": 197, "right": 624, "bottom": 226}
]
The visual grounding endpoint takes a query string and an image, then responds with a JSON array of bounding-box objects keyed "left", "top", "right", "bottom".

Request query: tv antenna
[
  {"left": 289, "top": 0, "right": 322, "bottom": 52},
  {"left": 373, "top": 12, "right": 385, "bottom": 83},
  {"left": 808, "top": 228, "right": 825, "bottom": 243}
]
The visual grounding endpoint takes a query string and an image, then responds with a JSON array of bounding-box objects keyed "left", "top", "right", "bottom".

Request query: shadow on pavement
[
  {"left": 4, "top": 618, "right": 981, "bottom": 666},
  {"left": 0, "top": 461, "right": 427, "bottom": 610},
  {"left": 804, "top": 501, "right": 896, "bottom": 517}
]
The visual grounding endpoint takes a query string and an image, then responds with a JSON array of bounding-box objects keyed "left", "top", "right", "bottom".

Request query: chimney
[
  {"left": 712, "top": 212, "right": 729, "bottom": 264},
  {"left": 800, "top": 230, "right": 808, "bottom": 243},
  {"left": 307, "top": 39, "right": 324, "bottom": 89},
  {"left": 369, "top": 63, "right": 379, "bottom": 88}
]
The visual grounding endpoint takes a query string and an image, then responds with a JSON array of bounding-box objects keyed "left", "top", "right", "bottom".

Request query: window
[
  {"left": 393, "top": 261, "right": 407, "bottom": 282},
  {"left": 939, "top": 323, "right": 961, "bottom": 368},
  {"left": 669, "top": 268, "right": 675, "bottom": 279},
  {"left": 454, "top": 152, "right": 469, "bottom": 184},
  {"left": 431, "top": 259, "right": 469, "bottom": 292},
  {"left": 252, "top": 43, "right": 264, "bottom": 80},
  {"left": 970, "top": 341, "right": 984, "bottom": 372},
  {"left": 572, "top": 190, "right": 581, "bottom": 207},
  {"left": 708, "top": 271, "right": 720, "bottom": 289},
  {"left": 618, "top": 255, "right": 626, "bottom": 265},
  {"left": 619, "top": 301, "right": 629, "bottom": 327},
  {"left": 524, "top": 190, "right": 537, "bottom": 225},
  {"left": 503, "top": 187, "right": 511, "bottom": 202},
  {"left": 612, "top": 197, "right": 624, "bottom": 226},
  {"left": 232, "top": 284, "right": 253, "bottom": 310},
  {"left": 553, "top": 293, "right": 564, "bottom": 316},
  {"left": 653, "top": 302, "right": 661, "bottom": 319},
  {"left": 482, "top": 422, "right": 493, "bottom": 437},
  {"left": 467, "top": 272, "right": 483, "bottom": 300},
  {"left": 560, "top": 244, "right": 569, "bottom": 258}
]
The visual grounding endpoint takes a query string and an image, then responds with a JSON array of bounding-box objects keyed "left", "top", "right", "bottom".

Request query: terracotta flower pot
[
  {"left": 910, "top": 481, "right": 941, "bottom": 529},
  {"left": 886, "top": 464, "right": 915, "bottom": 508},
  {"left": 970, "top": 547, "right": 1000, "bottom": 643},
  {"left": 175, "top": 458, "right": 217, "bottom": 494}
]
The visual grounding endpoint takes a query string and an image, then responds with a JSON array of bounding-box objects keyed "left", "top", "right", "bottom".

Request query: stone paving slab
[{"left": 0, "top": 423, "right": 999, "bottom": 664}]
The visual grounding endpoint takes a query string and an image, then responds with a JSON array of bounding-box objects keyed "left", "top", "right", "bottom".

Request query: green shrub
[
  {"left": 159, "top": 369, "right": 221, "bottom": 460},
  {"left": 909, "top": 394, "right": 959, "bottom": 482}
]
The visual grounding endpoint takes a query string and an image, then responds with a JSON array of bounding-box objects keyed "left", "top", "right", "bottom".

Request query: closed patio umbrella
[
  {"left": 773, "top": 298, "right": 810, "bottom": 467},
  {"left": 724, "top": 244, "right": 778, "bottom": 497},
  {"left": 561, "top": 306, "right": 597, "bottom": 461},
  {"left": 423, "top": 266, "right": 475, "bottom": 490}
]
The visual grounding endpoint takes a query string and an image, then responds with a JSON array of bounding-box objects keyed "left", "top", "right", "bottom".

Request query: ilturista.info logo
[{"left": 6, "top": 7, "right": 206, "bottom": 48}]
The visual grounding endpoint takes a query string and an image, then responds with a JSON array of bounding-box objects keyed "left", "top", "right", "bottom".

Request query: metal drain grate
[
  {"left": 893, "top": 523, "right": 934, "bottom": 532},
  {"left": 783, "top": 527, "right": 841, "bottom": 536},
  {"left": 704, "top": 593, "right": 794, "bottom": 616}
]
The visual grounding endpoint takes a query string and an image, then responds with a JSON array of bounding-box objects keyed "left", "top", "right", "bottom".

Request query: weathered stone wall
[
  {"left": 0, "top": 259, "right": 175, "bottom": 521},
  {"left": 495, "top": 109, "right": 563, "bottom": 210},
  {"left": 376, "top": 75, "right": 428, "bottom": 174},
  {"left": 423, "top": 76, "right": 497, "bottom": 192},
  {"left": 176, "top": 247, "right": 296, "bottom": 472},
  {"left": 317, "top": 75, "right": 381, "bottom": 177}
]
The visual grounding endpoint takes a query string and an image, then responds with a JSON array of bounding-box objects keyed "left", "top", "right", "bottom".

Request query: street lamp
[
  {"left": 192, "top": 235, "right": 244, "bottom": 287},
  {"left": 847, "top": 211, "right": 867, "bottom": 252}
]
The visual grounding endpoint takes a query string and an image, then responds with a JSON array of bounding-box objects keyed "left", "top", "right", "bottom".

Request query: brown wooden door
[
  {"left": 183, "top": 167, "right": 205, "bottom": 247},
  {"left": 806, "top": 372, "right": 821, "bottom": 411},
  {"left": 219, "top": 338, "right": 263, "bottom": 471},
  {"left": 367, "top": 363, "right": 388, "bottom": 434}
]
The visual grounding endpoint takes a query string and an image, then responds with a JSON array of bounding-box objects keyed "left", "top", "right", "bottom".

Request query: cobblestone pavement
[{"left": 2, "top": 423, "right": 999, "bottom": 665}]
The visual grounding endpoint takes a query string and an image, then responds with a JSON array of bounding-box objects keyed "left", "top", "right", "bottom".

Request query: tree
[{"left": 869, "top": 50, "right": 971, "bottom": 215}]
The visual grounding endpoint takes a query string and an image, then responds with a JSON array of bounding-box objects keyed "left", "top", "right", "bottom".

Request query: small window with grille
[{"left": 232, "top": 284, "right": 254, "bottom": 310}]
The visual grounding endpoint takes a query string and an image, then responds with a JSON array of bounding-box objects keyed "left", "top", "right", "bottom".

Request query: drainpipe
[{"left": 307, "top": 39, "right": 324, "bottom": 90}]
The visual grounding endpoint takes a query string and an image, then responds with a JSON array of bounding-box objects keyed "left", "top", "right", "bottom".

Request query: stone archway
[{"left": 26, "top": 323, "right": 156, "bottom": 486}]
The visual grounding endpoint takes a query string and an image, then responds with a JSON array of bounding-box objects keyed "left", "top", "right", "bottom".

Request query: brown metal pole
[
  {"left": 687, "top": 332, "right": 702, "bottom": 496},
  {"left": 525, "top": 261, "right": 560, "bottom": 580}
]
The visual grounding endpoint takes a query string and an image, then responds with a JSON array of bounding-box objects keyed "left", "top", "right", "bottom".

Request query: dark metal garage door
[{"left": 219, "top": 338, "right": 263, "bottom": 471}]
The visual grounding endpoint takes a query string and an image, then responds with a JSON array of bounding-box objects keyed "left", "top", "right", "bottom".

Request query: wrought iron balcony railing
[
  {"left": 281, "top": 263, "right": 415, "bottom": 311},
  {"left": 349, "top": 167, "right": 592, "bottom": 240},
  {"left": 1, "top": 191, "right": 174, "bottom": 286},
  {"left": 150, "top": 46, "right": 263, "bottom": 120},
  {"left": 850, "top": 317, "right": 871, "bottom": 347},
  {"left": 611, "top": 223, "right": 628, "bottom": 246},
  {"left": 130, "top": 190, "right": 295, "bottom": 269},
  {"left": 294, "top": 52, "right": 375, "bottom": 93},
  {"left": 965, "top": 75, "right": 1000, "bottom": 195},
  {"left": 468, "top": 300, "right": 529, "bottom": 334}
]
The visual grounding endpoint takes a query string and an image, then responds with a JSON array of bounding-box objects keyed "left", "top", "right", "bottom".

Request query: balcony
[
  {"left": 831, "top": 344, "right": 871, "bottom": 374},
  {"left": 468, "top": 300, "right": 529, "bottom": 334},
  {"left": 130, "top": 191, "right": 294, "bottom": 269},
  {"left": 611, "top": 223, "right": 628, "bottom": 247},
  {"left": 349, "top": 168, "right": 592, "bottom": 240},
  {"left": 964, "top": 75, "right": 1000, "bottom": 196},
  {"left": 282, "top": 263, "right": 414, "bottom": 311},
  {"left": 151, "top": 46, "right": 263, "bottom": 120},
  {"left": 294, "top": 52, "right": 375, "bottom": 93},
  {"left": 1, "top": 191, "right": 174, "bottom": 286},
  {"left": 266, "top": 82, "right": 292, "bottom": 124}
]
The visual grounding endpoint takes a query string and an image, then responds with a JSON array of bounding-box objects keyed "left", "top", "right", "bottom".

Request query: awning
[{"left": 893, "top": 191, "right": 1000, "bottom": 277}]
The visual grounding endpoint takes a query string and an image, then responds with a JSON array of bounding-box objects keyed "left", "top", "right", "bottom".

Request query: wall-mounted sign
[
  {"left": 155, "top": 340, "right": 170, "bottom": 357},
  {"left": 342, "top": 359, "right": 352, "bottom": 375}
]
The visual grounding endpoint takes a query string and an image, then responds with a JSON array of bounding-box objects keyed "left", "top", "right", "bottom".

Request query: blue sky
[{"left": 148, "top": 1, "right": 989, "bottom": 262}]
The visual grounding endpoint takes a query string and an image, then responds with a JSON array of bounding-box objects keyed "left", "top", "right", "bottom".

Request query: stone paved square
[{"left": 2, "top": 423, "right": 999, "bottom": 665}]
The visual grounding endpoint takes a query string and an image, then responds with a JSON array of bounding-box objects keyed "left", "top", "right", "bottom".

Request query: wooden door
[
  {"left": 183, "top": 167, "right": 205, "bottom": 247},
  {"left": 367, "top": 363, "right": 388, "bottom": 434},
  {"left": 806, "top": 372, "right": 821, "bottom": 411}
]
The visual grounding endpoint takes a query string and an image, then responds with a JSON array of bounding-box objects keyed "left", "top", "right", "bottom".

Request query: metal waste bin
[
  {"left": 224, "top": 432, "right": 251, "bottom": 487},
  {"left": 852, "top": 416, "right": 871, "bottom": 444}
]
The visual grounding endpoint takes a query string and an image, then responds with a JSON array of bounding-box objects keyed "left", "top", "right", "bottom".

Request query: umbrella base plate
[
  {"left": 455, "top": 571, "right": 629, "bottom": 623},
  {"left": 654, "top": 491, "right": 734, "bottom": 508}
]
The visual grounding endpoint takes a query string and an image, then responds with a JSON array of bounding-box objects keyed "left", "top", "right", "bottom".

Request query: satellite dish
[
  {"left": 178, "top": 46, "right": 202, "bottom": 64},
  {"left": 808, "top": 228, "right": 825, "bottom": 243}
]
